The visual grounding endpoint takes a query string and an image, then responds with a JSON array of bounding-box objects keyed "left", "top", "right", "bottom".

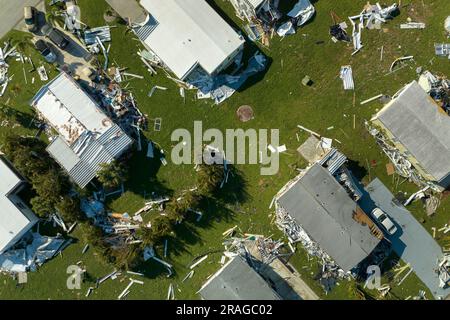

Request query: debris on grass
[{"left": 340, "top": 66, "right": 354, "bottom": 90}]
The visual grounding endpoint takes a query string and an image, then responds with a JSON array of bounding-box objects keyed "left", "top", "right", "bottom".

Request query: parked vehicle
[
  {"left": 371, "top": 208, "right": 398, "bottom": 235},
  {"left": 24, "top": 6, "right": 38, "bottom": 32},
  {"left": 34, "top": 40, "right": 57, "bottom": 63},
  {"left": 41, "top": 24, "right": 70, "bottom": 49}
]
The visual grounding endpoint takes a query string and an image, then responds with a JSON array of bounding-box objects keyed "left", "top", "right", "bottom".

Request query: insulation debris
[
  {"left": 435, "top": 43, "right": 450, "bottom": 59},
  {"left": 0, "top": 232, "right": 68, "bottom": 273},
  {"left": 348, "top": 3, "right": 398, "bottom": 53},
  {"left": 84, "top": 26, "right": 111, "bottom": 45},
  {"left": 340, "top": 66, "right": 354, "bottom": 90}
]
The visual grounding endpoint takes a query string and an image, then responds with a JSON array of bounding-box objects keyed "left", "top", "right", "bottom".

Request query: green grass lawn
[{"left": 0, "top": 0, "right": 449, "bottom": 300}]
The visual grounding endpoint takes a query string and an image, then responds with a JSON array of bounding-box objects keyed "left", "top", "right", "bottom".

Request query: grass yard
[{"left": 0, "top": 0, "right": 449, "bottom": 300}]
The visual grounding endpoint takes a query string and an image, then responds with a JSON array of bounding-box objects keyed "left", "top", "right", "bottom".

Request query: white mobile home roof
[
  {"left": 0, "top": 157, "right": 38, "bottom": 253},
  {"left": 139, "top": 0, "right": 245, "bottom": 79},
  {"left": 31, "top": 72, "right": 113, "bottom": 145},
  {"left": 31, "top": 73, "right": 133, "bottom": 188},
  {"left": 374, "top": 81, "right": 450, "bottom": 182}
]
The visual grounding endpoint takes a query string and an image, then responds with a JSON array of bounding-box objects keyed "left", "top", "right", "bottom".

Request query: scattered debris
[
  {"left": 438, "top": 254, "right": 450, "bottom": 289},
  {"left": 389, "top": 56, "right": 414, "bottom": 72},
  {"left": 360, "top": 94, "right": 383, "bottom": 105},
  {"left": 0, "top": 232, "right": 68, "bottom": 273},
  {"left": 348, "top": 3, "right": 398, "bottom": 53},
  {"left": 340, "top": 66, "right": 354, "bottom": 90},
  {"left": 189, "top": 255, "right": 208, "bottom": 269},
  {"left": 400, "top": 22, "right": 425, "bottom": 29},
  {"left": 288, "top": 0, "right": 316, "bottom": 28},
  {"left": 84, "top": 26, "right": 111, "bottom": 46},
  {"left": 148, "top": 85, "right": 167, "bottom": 97},
  {"left": 435, "top": 43, "right": 450, "bottom": 59}
]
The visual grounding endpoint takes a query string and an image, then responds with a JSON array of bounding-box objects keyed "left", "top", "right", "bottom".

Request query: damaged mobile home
[
  {"left": 30, "top": 72, "right": 133, "bottom": 189},
  {"left": 369, "top": 80, "right": 450, "bottom": 191},
  {"left": 134, "top": 0, "right": 245, "bottom": 82},
  {"left": 0, "top": 156, "right": 39, "bottom": 254},
  {"left": 198, "top": 255, "right": 280, "bottom": 300},
  {"left": 274, "top": 149, "right": 385, "bottom": 275}
]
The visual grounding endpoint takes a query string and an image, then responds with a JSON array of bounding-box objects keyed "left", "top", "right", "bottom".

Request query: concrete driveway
[
  {"left": 360, "top": 179, "right": 450, "bottom": 299},
  {"left": 0, "top": 0, "right": 43, "bottom": 39}
]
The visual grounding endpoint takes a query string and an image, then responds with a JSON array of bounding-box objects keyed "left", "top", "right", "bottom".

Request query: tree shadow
[
  {"left": 124, "top": 143, "right": 173, "bottom": 198},
  {"left": 347, "top": 159, "right": 368, "bottom": 181},
  {"left": 215, "top": 165, "right": 250, "bottom": 204}
]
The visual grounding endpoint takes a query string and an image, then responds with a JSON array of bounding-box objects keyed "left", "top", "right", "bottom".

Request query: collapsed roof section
[
  {"left": 0, "top": 156, "right": 39, "bottom": 254},
  {"left": 31, "top": 72, "right": 133, "bottom": 189},
  {"left": 276, "top": 163, "right": 383, "bottom": 272},
  {"left": 371, "top": 81, "right": 450, "bottom": 189},
  {"left": 136, "top": 0, "right": 245, "bottom": 80}
]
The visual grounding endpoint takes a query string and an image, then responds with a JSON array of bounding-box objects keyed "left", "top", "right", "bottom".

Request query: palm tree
[
  {"left": 197, "top": 163, "right": 224, "bottom": 196},
  {"left": 97, "top": 161, "right": 128, "bottom": 190},
  {"left": 12, "top": 35, "right": 33, "bottom": 56},
  {"left": 45, "top": 9, "right": 65, "bottom": 28}
]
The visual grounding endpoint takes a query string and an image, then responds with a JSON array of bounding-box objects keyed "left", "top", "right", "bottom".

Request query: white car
[{"left": 371, "top": 208, "right": 398, "bottom": 235}]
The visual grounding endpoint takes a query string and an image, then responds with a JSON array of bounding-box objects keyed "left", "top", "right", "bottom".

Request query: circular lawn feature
[{"left": 236, "top": 105, "right": 254, "bottom": 122}]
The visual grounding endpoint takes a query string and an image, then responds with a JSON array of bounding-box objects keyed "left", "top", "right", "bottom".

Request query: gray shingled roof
[
  {"left": 199, "top": 256, "right": 280, "bottom": 300},
  {"left": 277, "top": 164, "right": 381, "bottom": 272},
  {"left": 375, "top": 81, "right": 450, "bottom": 182}
]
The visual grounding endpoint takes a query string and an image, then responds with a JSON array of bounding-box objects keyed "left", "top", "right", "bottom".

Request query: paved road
[
  {"left": 360, "top": 179, "right": 450, "bottom": 299},
  {"left": 0, "top": 0, "right": 43, "bottom": 39}
]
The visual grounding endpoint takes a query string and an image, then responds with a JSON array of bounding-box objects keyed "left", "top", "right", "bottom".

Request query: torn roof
[
  {"left": 31, "top": 72, "right": 113, "bottom": 145},
  {"left": 199, "top": 255, "right": 280, "bottom": 300},
  {"left": 276, "top": 163, "right": 381, "bottom": 272},
  {"left": 373, "top": 81, "right": 450, "bottom": 182},
  {"left": 139, "top": 0, "right": 245, "bottom": 79},
  {"left": 0, "top": 156, "right": 38, "bottom": 253},
  {"left": 31, "top": 72, "right": 133, "bottom": 189}
]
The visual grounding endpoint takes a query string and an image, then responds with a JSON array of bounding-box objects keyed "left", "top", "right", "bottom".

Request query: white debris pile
[
  {"left": 80, "top": 198, "right": 143, "bottom": 248},
  {"left": 445, "top": 16, "right": 450, "bottom": 34},
  {"left": 287, "top": 0, "right": 316, "bottom": 27},
  {"left": 348, "top": 2, "right": 398, "bottom": 54},
  {"left": 274, "top": 205, "right": 347, "bottom": 274},
  {"left": 84, "top": 26, "right": 111, "bottom": 46},
  {"left": 418, "top": 70, "right": 450, "bottom": 114},
  {"left": 222, "top": 235, "right": 285, "bottom": 267},
  {"left": 365, "top": 121, "right": 439, "bottom": 191},
  {"left": 438, "top": 254, "right": 450, "bottom": 289},
  {"left": 189, "top": 52, "right": 268, "bottom": 105},
  {"left": 340, "top": 66, "right": 354, "bottom": 90},
  {"left": 435, "top": 43, "right": 450, "bottom": 60},
  {"left": 276, "top": 0, "right": 315, "bottom": 38},
  {"left": 0, "top": 42, "right": 19, "bottom": 97},
  {"left": 0, "top": 232, "right": 68, "bottom": 273}
]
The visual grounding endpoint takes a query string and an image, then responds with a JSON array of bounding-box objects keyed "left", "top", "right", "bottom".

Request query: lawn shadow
[
  {"left": 347, "top": 159, "right": 368, "bottom": 181},
  {"left": 124, "top": 143, "right": 173, "bottom": 198}
]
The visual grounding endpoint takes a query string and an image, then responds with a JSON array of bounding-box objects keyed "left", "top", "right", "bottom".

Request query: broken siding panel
[
  {"left": 277, "top": 164, "right": 381, "bottom": 271},
  {"left": 374, "top": 81, "right": 450, "bottom": 182}
]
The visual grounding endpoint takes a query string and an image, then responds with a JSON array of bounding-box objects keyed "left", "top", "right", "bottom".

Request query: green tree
[
  {"left": 197, "top": 163, "right": 225, "bottom": 196},
  {"left": 30, "top": 195, "right": 55, "bottom": 218},
  {"left": 97, "top": 161, "right": 127, "bottom": 189},
  {"left": 45, "top": 10, "right": 65, "bottom": 27},
  {"left": 56, "top": 196, "right": 84, "bottom": 223}
]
